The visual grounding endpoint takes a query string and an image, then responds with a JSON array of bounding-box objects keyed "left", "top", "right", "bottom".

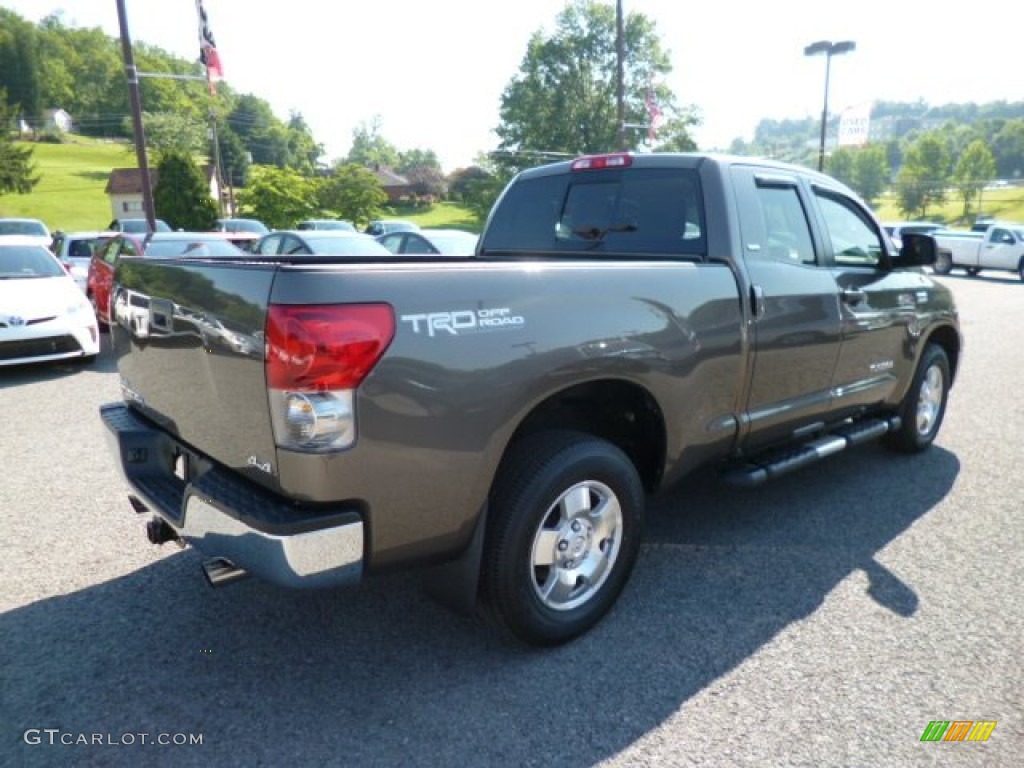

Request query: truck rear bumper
[{"left": 101, "top": 402, "right": 364, "bottom": 588}]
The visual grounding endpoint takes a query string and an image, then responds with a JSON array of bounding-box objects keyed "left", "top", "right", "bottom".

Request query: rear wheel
[
  {"left": 933, "top": 250, "right": 953, "bottom": 275},
  {"left": 884, "top": 344, "right": 950, "bottom": 453},
  {"left": 481, "top": 431, "right": 644, "bottom": 646}
]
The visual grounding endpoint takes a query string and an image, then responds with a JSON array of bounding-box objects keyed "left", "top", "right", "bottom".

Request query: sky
[{"left": 3, "top": 0, "right": 1021, "bottom": 172}]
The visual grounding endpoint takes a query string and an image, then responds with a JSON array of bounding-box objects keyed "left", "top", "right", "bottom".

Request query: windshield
[
  {"left": 146, "top": 239, "right": 245, "bottom": 257},
  {"left": 0, "top": 245, "right": 65, "bottom": 278},
  {"left": 0, "top": 220, "right": 48, "bottom": 237}
]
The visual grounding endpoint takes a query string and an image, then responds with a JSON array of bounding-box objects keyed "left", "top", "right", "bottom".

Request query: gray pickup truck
[{"left": 101, "top": 152, "right": 961, "bottom": 646}]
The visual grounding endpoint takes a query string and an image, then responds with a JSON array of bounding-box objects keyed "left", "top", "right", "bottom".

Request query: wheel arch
[
  {"left": 498, "top": 378, "right": 667, "bottom": 494},
  {"left": 925, "top": 323, "right": 962, "bottom": 386}
]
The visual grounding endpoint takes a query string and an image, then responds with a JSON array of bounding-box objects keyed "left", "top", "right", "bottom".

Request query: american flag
[
  {"left": 645, "top": 88, "right": 663, "bottom": 143},
  {"left": 196, "top": 0, "right": 223, "bottom": 89}
]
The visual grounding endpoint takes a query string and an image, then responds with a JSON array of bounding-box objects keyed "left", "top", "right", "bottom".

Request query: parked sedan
[
  {"left": 88, "top": 232, "right": 246, "bottom": 325},
  {"left": 376, "top": 228, "right": 479, "bottom": 256},
  {"left": 0, "top": 217, "right": 51, "bottom": 246},
  {"left": 50, "top": 230, "right": 117, "bottom": 293},
  {"left": 0, "top": 237, "right": 99, "bottom": 366},
  {"left": 364, "top": 219, "right": 420, "bottom": 237},
  {"left": 107, "top": 218, "right": 172, "bottom": 234},
  {"left": 253, "top": 230, "right": 392, "bottom": 256}
]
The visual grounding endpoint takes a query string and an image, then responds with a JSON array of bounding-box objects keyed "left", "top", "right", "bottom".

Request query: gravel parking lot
[{"left": 2, "top": 273, "right": 1020, "bottom": 767}]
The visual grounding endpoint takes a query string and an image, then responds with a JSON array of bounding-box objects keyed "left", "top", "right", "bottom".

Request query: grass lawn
[
  {"left": 385, "top": 201, "right": 481, "bottom": 232},
  {"left": 871, "top": 186, "right": 1024, "bottom": 229},
  {"left": 0, "top": 138, "right": 137, "bottom": 232}
]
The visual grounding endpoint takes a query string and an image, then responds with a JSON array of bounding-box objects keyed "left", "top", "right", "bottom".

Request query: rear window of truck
[{"left": 481, "top": 167, "right": 705, "bottom": 258}]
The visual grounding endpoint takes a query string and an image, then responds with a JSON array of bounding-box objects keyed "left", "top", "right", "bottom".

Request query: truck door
[
  {"left": 980, "top": 226, "right": 1022, "bottom": 271},
  {"left": 731, "top": 167, "right": 842, "bottom": 451},
  {"left": 810, "top": 185, "right": 916, "bottom": 414}
]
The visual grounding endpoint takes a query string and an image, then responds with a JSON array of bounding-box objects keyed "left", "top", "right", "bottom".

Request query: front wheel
[
  {"left": 884, "top": 344, "right": 951, "bottom": 453},
  {"left": 933, "top": 250, "right": 953, "bottom": 275},
  {"left": 481, "top": 431, "right": 644, "bottom": 646}
]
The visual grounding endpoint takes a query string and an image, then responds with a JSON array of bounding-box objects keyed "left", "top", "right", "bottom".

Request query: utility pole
[
  {"left": 208, "top": 110, "right": 227, "bottom": 217},
  {"left": 114, "top": 0, "right": 157, "bottom": 231},
  {"left": 615, "top": 0, "right": 626, "bottom": 151}
]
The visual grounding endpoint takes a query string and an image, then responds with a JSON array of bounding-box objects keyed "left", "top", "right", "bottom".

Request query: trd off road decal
[{"left": 400, "top": 307, "right": 525, "bottom": 337}]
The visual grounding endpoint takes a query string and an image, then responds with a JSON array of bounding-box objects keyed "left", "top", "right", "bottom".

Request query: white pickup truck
[{"left": 932, "top": 222, "right": 1024, "bottom": 280}]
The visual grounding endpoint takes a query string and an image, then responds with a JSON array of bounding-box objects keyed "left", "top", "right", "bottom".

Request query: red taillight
[
  {"left": 266, "top": 304, "right": 394, "bottom": 391},
  {"left": 571, "top": 153, "right": 633, "bottom": 171}
]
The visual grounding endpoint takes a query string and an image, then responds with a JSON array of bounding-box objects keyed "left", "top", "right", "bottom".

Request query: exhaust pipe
[{"left": 202, "top": 558, "right": 249, "bottom": 588}]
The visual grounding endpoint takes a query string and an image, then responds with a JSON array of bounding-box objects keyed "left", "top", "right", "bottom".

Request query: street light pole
[{"left": 804, "top": 40, "right": 855, "bottom": 172}]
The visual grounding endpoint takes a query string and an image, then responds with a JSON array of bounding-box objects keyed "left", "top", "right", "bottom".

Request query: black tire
[
  {"left": 481, "top": 431, "right": 644, "bottom": 646},
  {"left": 1018, "top": 258, "right": 1024, "bottom": 282},
  {"left": 884, "top": 344, "right": 950, "bottom": 454},
  {"left": 933, "top": 250, "right": 953, "bottom": 275},
  {"left": 965, "top": 267, "right": 981, "bottom": 277}
]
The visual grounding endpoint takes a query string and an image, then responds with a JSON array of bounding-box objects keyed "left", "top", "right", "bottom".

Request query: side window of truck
[
  {"left": 733, "top": 170, "right": 817, "bottom": 265},
  {"left": 814, "top": 191, "right": 885, "bottom": 267}
]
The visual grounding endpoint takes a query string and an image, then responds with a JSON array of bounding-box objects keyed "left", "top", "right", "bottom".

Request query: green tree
[
  {"left": 318, "top": 164, "right": 386, "bottom": 228},
  {"left": 0, "top": 10, "right": 41, "bottom": 119},
  {"left": 495, "top": 1, "right": 698, "bottom": 164},
  {"left": 990, "top": 119, "right": 1024, "bottom": 179},
  {"left": 953, "top": 140, "right": 997, "bottom": 219},
  {"left": 852, "top": 144, "right": 889, "bottom": 206},
  {"left": 896, "top": 132, "right": 950, "bottom": 218},
  {"left": 0, "top": 94, "right": 39, "bottom": 195},
  {"left": 345, "top": 117, "right": 401, "bottom": 170},
  {"left": 216, "top": 121, "right": 250, "bottom": 187},
  {"left": 285, "top": 112, "right": 324, "bottom": 175},
  {"left": 397, "top": 148, "right": 441, "bottom": 175},
  {"left": 153, "top": 150, "right": 218, "bottom": 231},
  {"left": 826, "top": 148, "right": 856, "bottom": 188},
  {"left": 236, "top": 164, "right": 319, "bottom": 229},
  {"left": 133, "top": 112, "right": 207, "bottom": 158}
]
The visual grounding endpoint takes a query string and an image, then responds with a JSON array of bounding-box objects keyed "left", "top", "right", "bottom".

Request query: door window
[{"left": 815, "top": 192, "right": 886, "bottom": 267}]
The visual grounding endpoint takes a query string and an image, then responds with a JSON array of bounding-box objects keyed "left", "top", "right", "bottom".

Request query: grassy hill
[{"left": 0, "top": 138, "right": 139, "bottom": 231}]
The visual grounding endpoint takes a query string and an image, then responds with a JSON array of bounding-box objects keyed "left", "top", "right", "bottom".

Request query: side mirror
[{"left": 894, "top": 232, "right": 936, "bottom": 268}]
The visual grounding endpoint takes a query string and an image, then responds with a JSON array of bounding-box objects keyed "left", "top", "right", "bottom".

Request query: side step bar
[{"left": 723, "top": 416, "right": 900, "bottom": 488}]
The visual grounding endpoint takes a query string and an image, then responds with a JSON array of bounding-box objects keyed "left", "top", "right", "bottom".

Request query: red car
[{"left": 87, "top": 232, "right": 245, "bottom": 325}]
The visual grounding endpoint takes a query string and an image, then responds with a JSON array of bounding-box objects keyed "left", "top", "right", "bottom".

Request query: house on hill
[
  {"left": 105, "top": 166, "right": 223, "bottom": 220},
  {"left": 372, "top": 168, "right": 411, "bottom": 202}
]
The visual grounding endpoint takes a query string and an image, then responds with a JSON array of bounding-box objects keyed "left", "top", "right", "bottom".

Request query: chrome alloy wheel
[
  {"left": 529, "top": 480, "right": 622, "bottom": 611},
  {"left": 916, "top": 363, "right": 945, "bottom": 436}
]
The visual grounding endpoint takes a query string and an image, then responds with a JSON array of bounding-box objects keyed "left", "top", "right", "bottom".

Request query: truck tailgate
[{"left": 112, "top": 259, "right": 280, "bottom": 489}]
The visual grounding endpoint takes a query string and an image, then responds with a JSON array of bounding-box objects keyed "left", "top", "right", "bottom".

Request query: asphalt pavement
[{"left": 1, "top": 272, "right": 1020, "bottom": 767}]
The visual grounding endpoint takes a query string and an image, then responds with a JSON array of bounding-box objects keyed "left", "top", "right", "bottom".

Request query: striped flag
[
  {"left": 196, "top": 0, "right": 223, "bottom": 91},
  {"left": 645, "top": 88, "right": 663, "bottom": 143}
]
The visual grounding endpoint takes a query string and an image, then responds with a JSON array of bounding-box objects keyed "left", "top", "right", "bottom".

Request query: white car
[
  {"left": 0, "top": 217, "right": 51, "bottom": 247},
  {"left": 0, "top": 237, "right": 100, "bottom": 366},
  {"left": 49, "top": 230, "right": 116, "bottom": 293}
]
